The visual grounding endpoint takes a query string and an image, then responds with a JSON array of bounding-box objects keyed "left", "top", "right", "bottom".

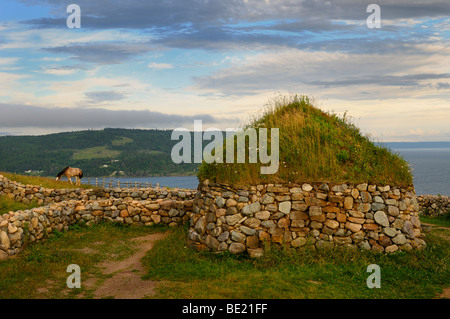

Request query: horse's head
[{"left": 56, "top": 166, "right": 69, "bottom": 182}]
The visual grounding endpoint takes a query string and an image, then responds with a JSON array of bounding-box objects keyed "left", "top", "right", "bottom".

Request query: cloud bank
[{"left": 0, "top": 103, "right": 223, "bottom": 129}]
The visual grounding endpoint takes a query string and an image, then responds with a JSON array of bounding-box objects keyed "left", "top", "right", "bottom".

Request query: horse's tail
[
  {"left": 56, "top": 166, "right": 69, "bottom": 178},
  {"left": 79, "top": 171, "right": 83, "bottom": 179}
]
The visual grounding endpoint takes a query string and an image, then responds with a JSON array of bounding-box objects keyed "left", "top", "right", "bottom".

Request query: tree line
[{"left": 0, "top": 128, "right": 199, "bottom": 177}]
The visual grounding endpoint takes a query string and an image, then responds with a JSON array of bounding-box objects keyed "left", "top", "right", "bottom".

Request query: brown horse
[{"left": 56, "top": 166, "right": 83, "bottom": 185}]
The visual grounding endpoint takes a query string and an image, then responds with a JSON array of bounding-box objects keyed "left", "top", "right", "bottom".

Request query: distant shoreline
[{"left": 381, "top": 141, "right": 450, "bottom": 149}]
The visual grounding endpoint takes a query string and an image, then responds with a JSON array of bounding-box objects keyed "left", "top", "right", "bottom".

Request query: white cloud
[
  {"left": 0, "top": 103, "right": 225, "bottom": 133},
  {"left": 191, "top": 43, "right": 450, "bottom": 102},
  {"left": 0, "top": 57, "right": 19, "bottom": 65},
  {"left": 147, "top": 62, "right": 174, "bottom": 70},
  {"left": 41, "top": 57, "right": 65, "bottom": 62},
  {"left": 0, "top": 58, "right": 21, "bottom": 71},
  {"left": 40, "top": 68, "right": 76, "bottom": 75},
  {"left": 0, "top": 72, "right": 30, "bottom": 101}
]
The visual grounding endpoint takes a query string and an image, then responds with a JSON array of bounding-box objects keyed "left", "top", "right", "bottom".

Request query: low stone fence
[
  {"left": 188, "top": 180, "right": 426, "bottom": 257},
  {"left": 0, "top": 196, "right": 195, "bottom": 260},
  {"left": 0, "top": 174, "right": 196, "bottom": 205},
  {"left": 0, "top": 174, "right": 196, "bottom": 260},
  {"left": 417, "top": 195, "right": 449, "bottom": 216}
]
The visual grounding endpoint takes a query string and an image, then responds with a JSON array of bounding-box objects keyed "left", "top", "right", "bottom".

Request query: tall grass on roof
[{"left": 198, "top": 95, "right": 413, "bottom": 188}]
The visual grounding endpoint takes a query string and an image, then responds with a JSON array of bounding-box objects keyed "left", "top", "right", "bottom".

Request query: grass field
[
  {"left": 421, "top": 215, "right": 450, "bottom": 228},
  {"left": 143, "top": 223, "right": 449, "bottom": 299},
  {"left": 0, "top": 195, "right": 40, "bottom": 215},
  {"left": 0, "top": 172, "right": 94, "bottom": 215},
  {"left": 72, "top": 146, "right": 121, "bottom": 160},
  {"left": 111, "top": 136, "right": 133, "bottom": 146},
  {"left": 1, "top": 172, "right": 94, "bottom": 190},
  {"left": 0, "top": 218, "right": 448, "bottom": 299}
]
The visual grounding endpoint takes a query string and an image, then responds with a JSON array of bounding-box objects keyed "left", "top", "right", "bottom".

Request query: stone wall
[
  {"left": 0, "top": 174, "right": 196, "bottom": 260},
  {"left": 417, "top": 195, "right": 449, "bottom": 216},
  {"left": 188, "top": 180, "right": 426, "bottom": 257},
  {"left": 0, "top": 174, "right": 196, "bottom": 205},
  {"left": 0, "top": 173, "right": 433, "bottom": 260}
]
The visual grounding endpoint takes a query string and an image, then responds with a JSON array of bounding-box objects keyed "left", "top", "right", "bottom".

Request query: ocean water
[
  {"left": 84, "top": 175, "right": 199, "bottom": 190},
  {"left": 81, "top": 148, "right": 450, "bottom": 196},
  {"left": 393, "top": 148, "right": 450, "bottom": 196}
]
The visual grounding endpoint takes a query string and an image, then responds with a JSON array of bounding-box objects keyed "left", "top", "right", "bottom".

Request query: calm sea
[
  {"left": 82, "top": 148, "right": 449, "bottom": 196},
  {"left": 393, "top": 148, "right": 450, "bottom": 196}
]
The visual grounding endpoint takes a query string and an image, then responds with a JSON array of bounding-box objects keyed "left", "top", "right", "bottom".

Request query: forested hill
[{"left": 0, "top": 128, "right": 199, "bottom": 177}]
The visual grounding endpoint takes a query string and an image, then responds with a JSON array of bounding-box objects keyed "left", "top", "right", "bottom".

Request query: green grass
[
  {"left": 72, "top": 146, "right": 121, "bottom": 160},
  {"left": 111, "top": 136, "right": 133, "bottom": 146},
  {"left": 0, "top": 220, "right": 448, "bottom": 299},
  {"left": 0, "top": 222, "right": 166, "bottom": 299},
  {"left": 142, "top": 226, "right": 449, "bottom": 299},
  {"left": 0, "top": 195, "right": 40, "bottom": 215},
  {"left": 420, "top": 215, "right": 450, "bottom": 228},
  {"left": 198, "top": 95, "right": 413, "bottom": 188},
  {"left": 1, "top": 172, "right": 94, "bottom": 189}
]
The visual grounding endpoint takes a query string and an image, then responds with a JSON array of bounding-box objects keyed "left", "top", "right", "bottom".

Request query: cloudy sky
[{"left": 0, "top": 0, "right": 449, "bottom": 141}]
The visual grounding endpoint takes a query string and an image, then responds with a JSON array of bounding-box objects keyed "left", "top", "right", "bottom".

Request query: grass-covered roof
[{"left": 198, "top": 95, "right": 413, "bottom": 188}]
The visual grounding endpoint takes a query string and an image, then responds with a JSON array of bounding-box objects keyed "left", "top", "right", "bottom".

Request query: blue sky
[{"left": 0, "top": 0, "right": 449, "bottom": 141}]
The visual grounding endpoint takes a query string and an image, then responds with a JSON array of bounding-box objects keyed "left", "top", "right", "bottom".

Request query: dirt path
[
  {"left": 438, "top": 287, "right": 450, "bottom": 299},
  {"left": 85, "top": 232, "right": 167, "bottom": 299},
  {"left": 422, "top": 222, "right": 450, "bottom": 231}
]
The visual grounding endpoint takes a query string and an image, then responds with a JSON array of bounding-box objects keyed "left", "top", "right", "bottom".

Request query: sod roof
[{"left": 198, "top": 95, "right": 413, "bottom": 188}]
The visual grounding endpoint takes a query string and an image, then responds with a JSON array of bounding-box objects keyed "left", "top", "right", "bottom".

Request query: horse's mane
[{"left": 56, "top": 166, "right": 70, "bottom": 178}]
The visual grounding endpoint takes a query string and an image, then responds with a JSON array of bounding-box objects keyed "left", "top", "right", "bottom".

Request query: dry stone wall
[
  {"left": 0, "top": 174, "right": 196, "bottom": 260},
  {"left": 188, "top": 180, "right": 426, "bottom": 257},
  {"left": 417, "top": 195, "right": 449, "bottom": 216},
  {"left": 0, "top": 175, "right": 196, "bottom": 205},
  {"left": 0, "top": 173, "right": 434, "bottom": 260}
]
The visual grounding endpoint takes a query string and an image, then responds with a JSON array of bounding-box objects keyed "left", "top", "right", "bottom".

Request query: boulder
[
  {"left": 229, "top": 243, "right": 246, "bottom": 254},
  {"left": 374, "top": 211, "right": 389, "bottom": 227}
]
